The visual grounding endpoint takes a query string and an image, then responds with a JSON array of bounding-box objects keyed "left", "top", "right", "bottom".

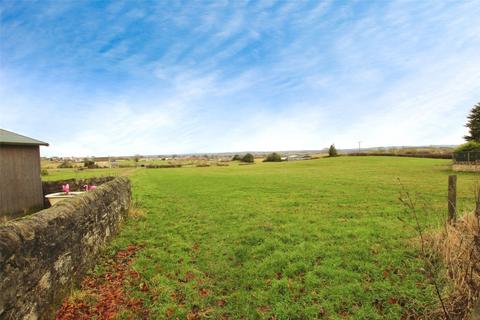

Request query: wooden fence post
[{"left": 448, "top": 175, "right": 457, "bottom": 223}]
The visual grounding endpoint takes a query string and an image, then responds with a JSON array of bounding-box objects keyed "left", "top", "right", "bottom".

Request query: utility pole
[{"left": 358, "top": 141, "right": 362, "bottom": 154}]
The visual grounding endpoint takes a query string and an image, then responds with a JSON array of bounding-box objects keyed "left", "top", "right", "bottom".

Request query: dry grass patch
[
  {"left": 426, "top": 212, "right": 480, "bottom": 319},
  {"left": 129, "top": 201, "right": 146, "bottom": 219}
]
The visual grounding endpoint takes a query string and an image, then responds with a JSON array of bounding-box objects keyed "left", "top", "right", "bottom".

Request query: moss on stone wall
[{"left": 0, "top": 176, "right": 131, "bottom": 319}]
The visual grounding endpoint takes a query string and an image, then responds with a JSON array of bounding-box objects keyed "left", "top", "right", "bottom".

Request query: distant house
[{"left": 0, "top": 129, "right": 48, "bottom": 216}]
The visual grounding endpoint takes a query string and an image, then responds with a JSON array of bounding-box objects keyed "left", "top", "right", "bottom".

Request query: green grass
[
  {"left": 71, "top": 157, "right": 479, "bottom": 319},
  {"left": 42, "top": 167, "right": 136, "bottom": 181}
]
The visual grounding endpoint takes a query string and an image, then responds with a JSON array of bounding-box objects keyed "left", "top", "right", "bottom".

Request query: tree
[
  {"left": 464, "top": 102, "right": 480, "bottom": 142},
  {"left": 264, "top": 152, "right": 282, "bottom": 162},
  {"left": 241, "top": 153, "right": 254, "bottom": 163},
  {"left": 83, "top": 157, "right": 96, "bottom": 168},
  {"left": 133, "top": 154, "right": 141, "bottom": 167},
  {"left": 328, "top": 144, "right": 338, "bottom": 157}
]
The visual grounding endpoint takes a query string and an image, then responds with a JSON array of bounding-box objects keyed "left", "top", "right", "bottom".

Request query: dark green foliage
[
  {"left": 263, "top": 152, "right": 282, "bottom": 162},
  {"left": 232, "top": 154, "right": 241, "bottom": 161},
  {"left": 58, "top": 160, "right": 73, "bottom": 168},
  {"left": 464, "top": 102, "right": 480, "bottom": 142},
  {"left": 83, "top": 158, "right": 97, "bottom": 169},
  {"left": 454, "top": 141, "right": 480, "bottom": 153},
  {"left": 241, "top": 153, "right": 254, "bottom": 163},
  {"left": 40, "top": 169, "right": 49, "bottom": 176},
  {"left": 329, "top": 144, "right": 338, "bottom": 157}
]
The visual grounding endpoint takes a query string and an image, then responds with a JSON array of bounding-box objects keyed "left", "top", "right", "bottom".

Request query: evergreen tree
[{"left": 464, "top": 102, "right": 480, "bottom": 142}]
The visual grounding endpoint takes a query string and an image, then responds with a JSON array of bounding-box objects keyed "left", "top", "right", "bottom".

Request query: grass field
[
  {"left": 41, "top": 167, "right": 136, "bottom": 181},
  {"left": 51, "top": 157, "right": 478, "bottom": 319}
]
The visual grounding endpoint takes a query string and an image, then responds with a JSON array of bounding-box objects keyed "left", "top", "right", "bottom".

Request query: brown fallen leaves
[{"left": 56, "top": 244, "right": 150, "bottom": 320}]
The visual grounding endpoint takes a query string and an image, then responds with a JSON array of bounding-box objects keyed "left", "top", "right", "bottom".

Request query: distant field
[
  {"left": 55, "top": 157, "right": 477, "bottom": 319},
  {"left": 42, "top": 167, "right": 136, "bottom": 181}
]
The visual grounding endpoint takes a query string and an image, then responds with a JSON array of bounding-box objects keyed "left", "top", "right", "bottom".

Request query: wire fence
[{"left": 453, "top": 151, "right": 480, "bottom": 164}]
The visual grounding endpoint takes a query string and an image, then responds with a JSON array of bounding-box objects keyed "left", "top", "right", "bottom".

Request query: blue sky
[{"left": 1, "top": 0, "right": 479, "bottom": 156}]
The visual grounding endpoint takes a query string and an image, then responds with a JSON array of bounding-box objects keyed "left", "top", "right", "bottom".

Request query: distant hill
[{"left": 45, "top": 145, "right": 458, "bottom": 160}]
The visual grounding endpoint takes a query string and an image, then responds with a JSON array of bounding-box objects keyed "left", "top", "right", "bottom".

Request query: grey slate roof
[{"left": 0, "top": 129, "right": 49, "bottom": 146}]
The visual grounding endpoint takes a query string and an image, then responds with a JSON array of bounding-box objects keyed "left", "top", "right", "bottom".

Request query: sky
[{"left": 1, "top": 0, "right": 479, "bottom": 157}]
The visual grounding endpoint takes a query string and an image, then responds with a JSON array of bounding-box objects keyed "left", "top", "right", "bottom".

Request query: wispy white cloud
[{"left": 1, "top": 0, "right": 479, "bottom": 156}]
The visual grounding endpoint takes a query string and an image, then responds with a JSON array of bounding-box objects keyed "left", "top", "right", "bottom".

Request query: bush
[
  {"left": 454, "top": 141, "right": 480, "bottom": 153},
  {"left": 58, "top": 160, "right": 73, "bottom": 168},
  {"left": 328, "top": 144, "right": 338, "bottom": 157},
  {"left": 232, "top": 154, "right": 241, "bottom": 161},
  {"left": 263, "top": 152, "right": 282, "bottom": 162},
  {"left": 83, "top": 158, "right": 97, "bottom": 169},
  {"left": 40, "top": 169, "right": 49, "bottom": 176},
  {"left": 241, "top": 153, "right": 254, "bottom": 163}
]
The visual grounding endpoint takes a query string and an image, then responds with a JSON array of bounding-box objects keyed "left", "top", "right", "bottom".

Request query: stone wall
[
  {"left": 0, "top": 176, "right": 131, "bottom": 319},
  {"left": 452, "top": 163, "right": 480, "bottom": 172}
]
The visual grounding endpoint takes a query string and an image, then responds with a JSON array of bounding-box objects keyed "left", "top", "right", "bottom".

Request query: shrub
[
  {"left": 83, "top": 158, "right": 97, "bottom": 168},
  {"left": 232, "top": 154, "right": 241, "bottom": 161},
  {"left": 241, "top": 153, "right": 254, "bottom": 163},
  {"left": 328, "top": 144, "right": 338, "bottom": 157},
  {"left": 40, "top": 169, "right": 49, "bottom": 176},
  {"left": 58, "top": 160, "right": 73, "bottom": 168},
  {"left": 264, "top": 152, "right": 282, "bottom": 162},
  {"left": 454, "top": 141, "right": 480, "bottom": 153}
]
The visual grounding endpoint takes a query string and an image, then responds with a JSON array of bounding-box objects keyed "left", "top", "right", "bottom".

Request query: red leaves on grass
[
  {"left": 198, "top": 288, "right": 209, "bottom": 297},
  {"left": 165, "top": 307, "right": 175, "bottom": 318},
  {"left": 258, "top": 305, "right": 271, "bottom": 315},
  {"left": 56, "top": 244, "right": 150, "bottom": 320},
  {"left": 216, "top": 299, "right": 226, "bottom": 307},
  {"left": 185, "top": 271, "right": 196, "bottom": 281}
]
